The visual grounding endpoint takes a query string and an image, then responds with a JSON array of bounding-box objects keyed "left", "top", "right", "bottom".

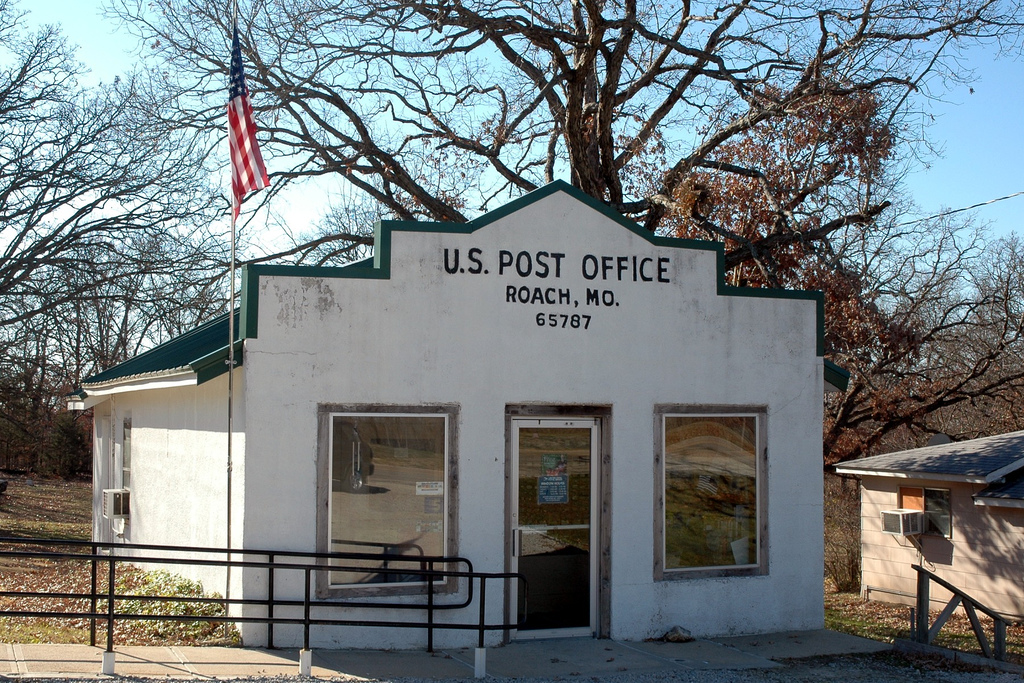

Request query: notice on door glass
[
  {"left": 542, "top": 454, "right": 567, "bottom": 475},
  {"left": 539, "top": 454, "right": 569, "bottom": 504},
  {"left": 538, "top": 475, "right": 569, "bottom": 504}
]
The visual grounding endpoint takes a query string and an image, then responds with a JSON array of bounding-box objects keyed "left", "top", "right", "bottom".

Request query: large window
[
  {"left": 657, "top": 410, "right": 764, "bottom": 578},
  {"left": 319, "top": 408, "right": 455, "bottom": 591}
]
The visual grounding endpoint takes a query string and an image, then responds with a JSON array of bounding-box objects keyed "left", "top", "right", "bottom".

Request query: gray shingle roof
[
  {"left": 975, "top": 470, "right": 1024, "bottom": 504},
  {"left": 834, "top": 430, "right": 1024, "bottom": 483}
]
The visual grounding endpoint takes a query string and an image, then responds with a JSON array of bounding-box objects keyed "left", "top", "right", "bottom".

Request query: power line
[{"left": 893, "top": 190, "right": 1024, "bottom": 228}]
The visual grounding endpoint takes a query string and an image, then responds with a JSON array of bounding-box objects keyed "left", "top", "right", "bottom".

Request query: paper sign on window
[
  {"left": 416, "top": 481, "right": 444, "bottom": 495},
  {"left": 423, "top": 496, "right": 443, "bottom": 515}
]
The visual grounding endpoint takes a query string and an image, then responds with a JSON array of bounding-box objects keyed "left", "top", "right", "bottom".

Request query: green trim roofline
[
  {"left": 78, "top": 311, "right": 242, "bottom": 392},
  {"left": 824, "top": 359, "right": 850, "bottom": 392},
  {"left": 78, "top": 181, "right": 848, "bottom": 392},
  {"left": 242, "top": 180, "right": 832, "bottom": 358}
]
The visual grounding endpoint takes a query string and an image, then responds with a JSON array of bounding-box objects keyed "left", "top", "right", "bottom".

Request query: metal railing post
[
  {"left": 303, "top": 567, "right": 312, "bottom": 651},
  {"left": 426, "top": 560, "right": 435, "bottom": 653},
  {"left": 106, "top": 555, "right": 116, "bottom": 652},
  {"left": 89, "top": 543, "right": 98, "bottom": 646},
  {"left": 503, "top": 574, "right": 511, "bottom": 642},
  {"left": 477, "top": 576, "right": 487, "bottom": 648},
  {"left": 267, "top": 553, "right": 275, "bottom": 649}
]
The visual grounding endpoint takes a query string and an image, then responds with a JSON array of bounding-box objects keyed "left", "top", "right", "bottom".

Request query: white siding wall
[{"left": 860, "top": 478, "right": 1024, "bottom": 619}]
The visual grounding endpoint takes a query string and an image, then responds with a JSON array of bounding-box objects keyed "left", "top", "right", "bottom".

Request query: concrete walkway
[{"left": 0, "top": 630, "right": 890, "bottom": 679}]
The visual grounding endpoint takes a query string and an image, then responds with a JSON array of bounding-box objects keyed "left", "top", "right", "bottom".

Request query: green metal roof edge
[
  {"left": 237, "top": 181, "right": 829, "bottom": 357},
  {"left": 79, "top": 311, "right": 239, "bottom": 390},
  {"left": 191, "top": 339, "right": 244, "bottom": 385},
  {"left": 824, "top": 358, "right": 850, "bottom": 392}
]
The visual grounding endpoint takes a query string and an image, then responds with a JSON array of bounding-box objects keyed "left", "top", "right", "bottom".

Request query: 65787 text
[{"left": 536, "top": 312, "right": 592, "bottom": 329}]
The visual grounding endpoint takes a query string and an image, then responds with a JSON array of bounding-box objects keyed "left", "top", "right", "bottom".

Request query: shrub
[
  {"left": 112, "top": 569, "right": 237, "bottom": 644},
  {"left": 825, "top": 473, "right": 862, "bottom": 593}
]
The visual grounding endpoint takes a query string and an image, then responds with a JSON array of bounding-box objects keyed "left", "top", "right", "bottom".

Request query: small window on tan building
[
  {"left": 898, "top": 486, "right": 951, "bottom": 538},
  {"left": 898, "top": 487, "right": 923, "bottom": 511}
]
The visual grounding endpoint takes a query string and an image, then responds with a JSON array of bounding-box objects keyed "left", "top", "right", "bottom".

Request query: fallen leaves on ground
[
  {"left": 0, "top": 544, "right": 234, "bottom": 645},
  {"left": 825, "top": 581, "right": 1024, "bottom": 664}
]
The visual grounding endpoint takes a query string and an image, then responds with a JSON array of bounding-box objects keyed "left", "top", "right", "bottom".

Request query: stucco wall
[
  {"left": 238, "top": 190, "right": 825, "bottom": 648},
  {"left": 92, "top": 375, "right": 245, "bottom": 595},
  {"left": 860, "top": 477, "right": 1024, "bottom": 619}
]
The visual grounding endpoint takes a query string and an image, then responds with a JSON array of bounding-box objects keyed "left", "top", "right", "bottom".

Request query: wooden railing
[{"left": 912, "top": 564, "right": 1008, "bottom": 661}]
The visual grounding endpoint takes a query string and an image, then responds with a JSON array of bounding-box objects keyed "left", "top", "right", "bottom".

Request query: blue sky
[
  {"left": 902, "top": 49, "right": 1024, "bottom": 239},
  {"left": 27, "top": 1, "right": 131, "bottom": 85},
  {"left": 24, "top": 0, "right": 1024, "bottom": 240}
]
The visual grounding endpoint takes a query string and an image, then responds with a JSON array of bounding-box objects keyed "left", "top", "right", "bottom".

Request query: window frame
[
  {"left": 654, "top": 405, "right": 768, "bottom": 581},
  {"left": 898, "top": 486, "right": 952, "bottom": 538},
  {"left": 315, "top": 404, "right": 459, "bottom": 599},
  {"left": 121, "top": 415, "right": 132, "bottom": 490}
]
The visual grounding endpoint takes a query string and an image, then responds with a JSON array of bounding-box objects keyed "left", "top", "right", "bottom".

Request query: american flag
[
  {"left": 697, "top": 474, "right": 718, "bottom": 495},
  {"left": 228, "top": 23, "right": 269, "bottom": 219}
]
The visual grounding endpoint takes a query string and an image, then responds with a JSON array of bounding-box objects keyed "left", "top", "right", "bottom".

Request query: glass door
[{"left": 511, "top": 418, "right": 598, "bottom": 636}]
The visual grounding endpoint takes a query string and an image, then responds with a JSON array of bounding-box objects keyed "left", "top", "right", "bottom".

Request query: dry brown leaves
[
  {"left": 0, "top": 552, "right": 233, "bottom": 645},
  {"left": 826, "top": 582, "right": 1024, "bottom": 665},
  {"left": 0, "top": 476, "right": 230, "bottom": 646}
]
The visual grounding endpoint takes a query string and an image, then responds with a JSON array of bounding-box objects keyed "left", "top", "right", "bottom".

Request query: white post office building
[{"left": 75, "top": 182, "right": 847, "bottom": 649}]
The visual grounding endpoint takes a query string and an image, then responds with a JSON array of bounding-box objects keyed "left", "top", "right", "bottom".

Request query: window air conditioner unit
[
  {"left": 881, "top": 509, "right": 922, "bottom": 536},
  {"left": 102, "top": 489, "right": 130, "bottom": 519}
]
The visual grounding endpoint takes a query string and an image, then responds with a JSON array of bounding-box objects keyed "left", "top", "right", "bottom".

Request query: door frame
[{"left": 504, "top": 405, "right": 611, "bottom": 641}]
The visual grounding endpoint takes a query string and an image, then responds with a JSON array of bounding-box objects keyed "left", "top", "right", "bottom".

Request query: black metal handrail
[
  {"left": 912, "top": 564, "right": 1008, "bottom": 661},
  {"left": 0, "top": 537, "right": 527, "bottom": 653}
]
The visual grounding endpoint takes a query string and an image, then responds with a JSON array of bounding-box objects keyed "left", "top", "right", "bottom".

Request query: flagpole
[
  {"left": 225, "top": 0, "right": 269, "bottom": 635},
  {"left": 226, "top": 210, "right": 235, "bottom": 623},
  {"left": 226, "top": 0, "right": 239, "bottom": 626}
]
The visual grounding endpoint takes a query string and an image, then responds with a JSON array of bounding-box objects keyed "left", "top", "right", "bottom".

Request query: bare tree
[
  {"left": 824, "top": 223, "right": 1024, "bottom": 462},
  {"left": 107, "top": 0, "right": 1023, "bottom": 268},
  {"left": 0, "top": 1, "right": 234, "bottom": 472},
  {"left": 0, "top": 0, "right": 224, "bottom": 330},
  {"left": 49, "top": 245, "right": 228, "bottom": 385}
]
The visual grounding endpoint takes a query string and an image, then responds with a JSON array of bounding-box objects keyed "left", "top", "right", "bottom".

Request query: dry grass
[
  {"left": 825, "top": 581, "right": 1024, "bottom": 664},
  {"left": 0, "top": 476, "right": 234, "bottom": 645},
  {"left": 0, "top": 476, "right": 91, "bottom": 540}
]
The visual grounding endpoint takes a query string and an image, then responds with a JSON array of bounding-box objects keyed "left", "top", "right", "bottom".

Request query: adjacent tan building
[{"left": 836, "top": 432, "right": 1024, "bottom": 618}]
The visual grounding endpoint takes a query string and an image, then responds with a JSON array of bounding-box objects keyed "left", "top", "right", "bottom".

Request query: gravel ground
[{"left": 31, "top": 652, "right": 1024, "bottom": 683}]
